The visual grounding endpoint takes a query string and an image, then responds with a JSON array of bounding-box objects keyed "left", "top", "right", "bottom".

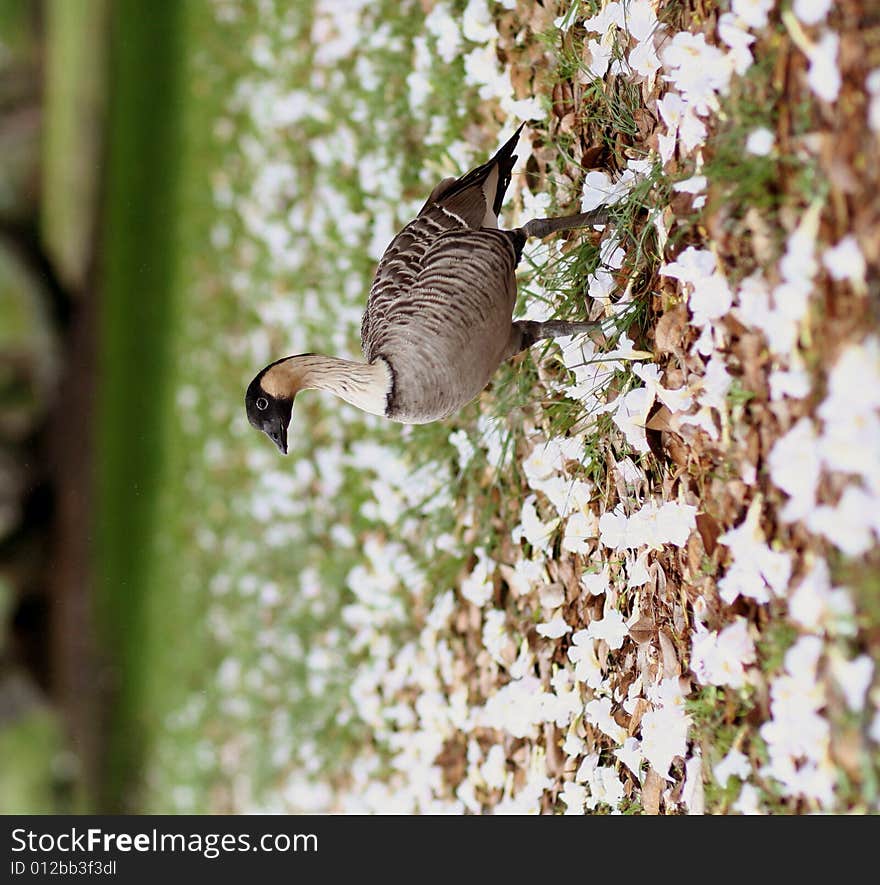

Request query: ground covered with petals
[{"left": 132, "top": 0, "right": 880, "bottom": 813}]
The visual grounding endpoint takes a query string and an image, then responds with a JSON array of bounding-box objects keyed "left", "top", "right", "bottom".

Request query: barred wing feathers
[
  {"left": 367, "top": 228, "right": 520, "bottom": 423},
  {"left": 362, "top": 125, "right": 524, "bottom": 359}
]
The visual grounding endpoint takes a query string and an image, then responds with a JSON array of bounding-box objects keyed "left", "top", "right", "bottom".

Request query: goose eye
[{"left": 256, "top": 397, "right": 269, "bottom": 411}]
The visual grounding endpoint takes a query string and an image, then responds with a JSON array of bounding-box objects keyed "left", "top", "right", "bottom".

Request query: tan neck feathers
[{"left": 261, "top": 355, "right": 392, "bottom": 417}]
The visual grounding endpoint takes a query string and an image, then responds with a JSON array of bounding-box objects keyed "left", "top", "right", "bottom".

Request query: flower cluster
[{"left": 147, "top": 0, "right": 878, "bottom": 816}]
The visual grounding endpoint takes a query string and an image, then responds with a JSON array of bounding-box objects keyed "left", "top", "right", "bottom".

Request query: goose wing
[
  {"left": 362, "top": 126, "right": 524, "bottom": 358},
  {"left": 366, "top": 227, "right": 521, "bottom": 422}
]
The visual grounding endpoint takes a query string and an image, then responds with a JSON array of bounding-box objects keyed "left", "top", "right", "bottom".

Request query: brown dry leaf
[
  {"left": 642, "top": 768, "right": 664, "bottom": 815},
  {"left": 580, "top": 143, "right": 605, "bottom": 169},
  {"left": 509, "top": 64, "right": 534, "bottom": 100},
  {"left": 646, "top": 404, "right": 675, "bottom": 432},
  {"left": 527, "top": 1, "right": 556, "bottom": 32},
  {"left": 665, "top": 434, "right": 690, "bottom": 468},
  {"left": 742, "top": 206, "right": 776, "bottom": 265},
  {"left": 633, "top": 106, "right": 656, "bottom": 142},
  {"left": 627, "top": 698, "right": 648, "bottom": 736},
  {"left": 557, "top": 112, "right": 578, "bottom": 136},
  {"left": 628, "top": 615, "right": 655, "bottom": 646},
  {"left": 736, "top": 330, "right": 768, "bottom": 396},
  {"left": 687, "top": 525, "right": 708, "bottom": 574},
  {"left": 658, "top": 628, "right": 681, "bottom": 678},
  {"left": 544, "top": 723, "right": 564, "bottom": 777},
  {"left": 695, "top": 512, "right": 721, "bottom": 557},
  {"left": 654, "top": 304, "right": 690, "bottom": 357},
  {"left": 551, "top": 81, "right": 574, "bottom": 118},
  {"left": 435, "top": 737, "right": 467, "bottom": 790}
]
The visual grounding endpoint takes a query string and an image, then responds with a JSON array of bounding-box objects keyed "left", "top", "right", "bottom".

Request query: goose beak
[{"left": 269, "top": 419, "right": 288, "bottom": 455}]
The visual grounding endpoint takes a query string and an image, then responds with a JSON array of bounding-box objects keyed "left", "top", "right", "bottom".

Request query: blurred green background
[
  {"left": 0, "top": 0, "right": 481, "bottom": 814},
  {"left": 1, "top": 0, "right": 182, "bottom": 812}
]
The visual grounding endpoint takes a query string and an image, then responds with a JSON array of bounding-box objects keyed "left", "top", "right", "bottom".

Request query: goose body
[{"left": 246, "top": 125, "right": 607, "bottom": 454}]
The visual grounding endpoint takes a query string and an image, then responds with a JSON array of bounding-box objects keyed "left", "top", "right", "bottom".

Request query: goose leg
[
  {"left": 521, "top": 208, "right": 609, "bottom": 239},
  {"left": 504, "top": 320, "right": 602, "bottom": 358}
]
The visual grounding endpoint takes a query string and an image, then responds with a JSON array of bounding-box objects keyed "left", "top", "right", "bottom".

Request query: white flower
[
  {"left": 461, "top": 0, "right": 495, "bottom": 43},
  {"left": 769, "top": 364, "right": 811, "bottom": 401},
  {"left": 829, "top": 653, "right": 874, "bottom": 712},
  {"left": 448, "top": 429, "right": 475, "bottom": 469},
  {"left": 656, "top": 92, "right": 708, "bottom": 162},
  {"left": 682, "top": 752, "right": 705, "bottom": 814},
  {"left": 640, "top": 702, "right": 691, "bottom": 779},
  {"left": 626, "top": 550, "right": 651, "bottom": 588},
  {"left": 521, "top": 437, "right": 564, "bottom": 484},
  {"left": 662, "top": 31, "right": 733, "bottom": 115},
  {"left": 632, "top": 500, "right": 698, "bottom": 549},
  {"left": 586, "top": 604, "right": 629, "bottom": 650},
  {"left": 536, "top": 613, "right": 572, "bottom": 639},
  {"left": 817, "top": 339, "right": 880, "bottom": 489},
  {"left": 731, "top": 0, "right": 775, "bottom": 31},
  {"left": 426, "top": 590, "right": 456, "bottom": 632},
  {"left": 629, "top": 39, "right": 662, "bottom": 79},
  {"left": 613, "top": 457, "right": 644, "bottom": 486},
  {"left": 610, "top": 386, "right": 653, "bottom": 453},
  {"left": 463, "top": 43, "right": 509, "bottom": 100},
  {"left": 614, "top": 737, "right": 643, "bottom": 778},
  {"left": 870, "top": 711, "right": 880, "bottom": 744},
  {"left": 807, "top": 485, "right": 878, "bottom": 557},
  {"left": 600, "top": 500, "right": 697, "bottom": 551},
  {"left": 482, "top": 609, "right": 510, "bottom": 664},
  {"left": 823, "top": 235, "right": 867, "bottom": 290},
  {"left": 759, "top": 636, "right": 836, "bottom": 806},
  {"left": 461, "top": 548, "right": 495, "bottom": 607},
  {"left": 646, "top": 675, "right": 688, "bottom": 709},
  {"left": 586, "top": 38, "right": 613, "bottom": 78},
  {"left": 567, "top": 630, "right": 605, "bottom": 688},
  {"left": 480, "top": 676, "right": 548, "bottom": 739},
  {"left": 760, "top": 636, "right": 834, "bottom": 805},
  {"left": 501, "top": 93, "right": 547, "bottom": 122},
  {"left": 806, "top": 31, "right": 841, "bottom": 103},
  {"left": 512, "top": 495, "right": 559, "bottom": 554},
  {"left": 788, "top": 558, "right": 856, "bottom": 636},
  {"left": 714, "top": 748, "right": 751, "bottom": 785},
  {"left": 582, "top": 2, "right": 625, "bottom": 36},
  {"left": 625, "top": 0, "right": 661, "bottom": 42},
  {"left": 561, "top": 509, "right": 598, "bottom": 555},
  {"left": 780, "top": 200, "right": 821, "bottom": 287},
  {"left": 768, "top": 417, "right": 822, "bottom": 521},
  {"left": 585, "top": 696, "right": 627, "bottom": 744},
  {"left": 733, "top": 783, "right": 764, "bottom": 814},
  {"left": 424, "top": 3, "right": 462, "bottom": 63},
  {"left": 673, "top": 174, "right": 707, "bottom": 195},
  {"left": 793, "top": 0, "right": 832, "bottom": 25},
  {"left": 689, "top": 270, "right": 733, "bottom": 327},
  {"left": 745, "top": 126, "right": 774, "bottom": 155},
  {"left": 672, "top": 174, "right": 707, "bottom": 209},
  {"left": 583, "top": 765, "right": 626, "bottom": 810},
  {"left": 868, "top": 69, "right": 880, "bottom": 132},
  {"left": 563, "top": 731, "right": 586, "bottom": 758},
  {"left": 661, "top": 245, "right": 718, "bottom": 285},
  {"left": 560, "top": 780, "right": 587, "bottom": 814},
  {"left": 580, "top": 169, "right": 632, "bottom": 212},
  {"left": 581, "top": 566, "right": 610, "bottom": 596},
  {"left": 503, "top": 557, "right": 545, "bottom": 597},
  {"left": 690, "top": 618, "right": 756, "bottom": 689},
  {"left": 718, "top": 12, "right": 756, "bottom": 75},
  {"left": 717, "top": 499, "right": 793, "bottom": 604},
  {"left": 599, "top": 504, "right": 636, "bottom": 550},
  {"left": 480, "top": 744, "right": 508, "bottom": 790}
]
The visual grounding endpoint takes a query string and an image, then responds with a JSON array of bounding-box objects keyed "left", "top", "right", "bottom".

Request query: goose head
[{"left": 245, "top": 360, "right": 296, "bottom": 455}]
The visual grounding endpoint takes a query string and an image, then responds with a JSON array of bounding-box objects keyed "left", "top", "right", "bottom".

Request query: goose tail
[{"left": 425, "top": 122, "right": 525, "bottom": 226}]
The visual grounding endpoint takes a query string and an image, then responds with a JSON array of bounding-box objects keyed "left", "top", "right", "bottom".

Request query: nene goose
[{"left": 246, "top": 124, "right": 607, "bottom": 454}]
